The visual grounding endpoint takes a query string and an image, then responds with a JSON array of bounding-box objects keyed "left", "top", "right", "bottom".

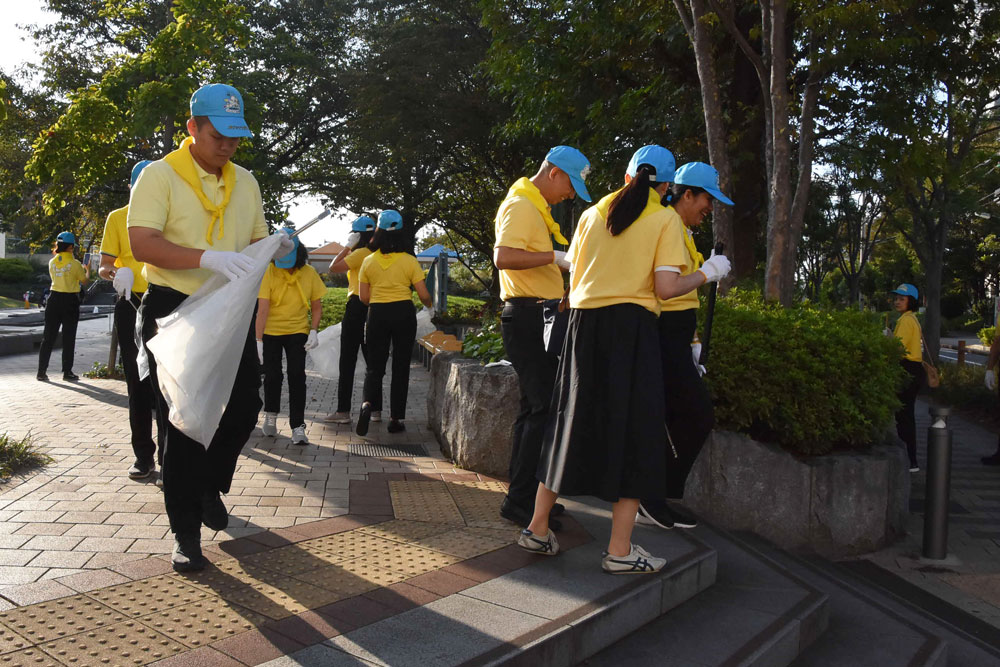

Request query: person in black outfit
[{"left": 37, "top": 232, "right": 88, "bottom": 382}]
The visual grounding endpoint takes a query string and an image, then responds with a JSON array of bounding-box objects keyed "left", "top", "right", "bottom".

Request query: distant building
[
  {"left": 416, "top": 243, "right": 459, "bottom": 268},
  {"left": 307, "top": 241, "right": 346, "bottom": 275}
]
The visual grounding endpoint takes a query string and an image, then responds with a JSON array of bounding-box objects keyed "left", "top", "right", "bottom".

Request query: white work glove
[
  {"left": 200, "top": 250, "right": 255, "bottom": 281},
  {"left": 426, "top": 305, "right": 436, "bottom": 319},
  {"left": 346, "top": 231, "right": 361, "bottom": 248},
  {"left": 691, "top": 342, "right": 706, "bottom": 377},
  {"left": 112, "top": 266, "right": 134, "bottom": 300},
  {"left": 698, "top": 251, "right": 731, "bottom": 284},
  {"left": 986, "top": 369, "right": 997, "bottom": 391},
  {"left": 256, "top": 340, "right": 264, "bottom": 363},
  {"left": 304, "top": 329, "right": 319, "bottom": 350},
  {"left": 272, "top": 229, "right": 296, "bottom": 260},
  {"left": 883, "top": 327, "right": 893, "bottom": 337},
  {"left": 553, "top": 250, "right": 570, "bottom": 271}
]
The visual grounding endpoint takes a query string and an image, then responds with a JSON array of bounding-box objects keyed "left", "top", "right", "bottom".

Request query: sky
[{"left": 0, "top": 3, "right": 345, "bottom": 248}]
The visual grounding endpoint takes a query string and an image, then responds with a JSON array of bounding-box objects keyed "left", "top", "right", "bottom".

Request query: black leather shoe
[
  {"left": 387, "top": 419, "right": 405, "bottom": 433},
  {"left": 36, "top": 373, "right": 48, "bottom": 382},
  {"left": 201, "top": 491, "right": 229, "bottom": 531},
  {"left": 500, "top": 497, "right": 562, "bottom": 532},
  {"left": 62, "top": 372, "right": 79, "bottom": 381},
  {"left": 356, "top": 403, "right": 372, "bottom": 436},
  {"left": 171, "top": 535, "right": 206, "bottom": 573}
]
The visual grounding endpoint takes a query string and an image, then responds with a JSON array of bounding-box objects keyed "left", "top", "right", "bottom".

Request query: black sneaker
[
  {"left": 62, "top": 372, "right": 79, "bottom": 381},
  {"left": 36, "top": 373, "right": 48, "bottom": 382},
  {"left": 171, "top": 535, "right": 206, "bottom": 573},
  {"left": 666, "top": 503, "right": 698, "bottom": 528},
  {"left": 387, "top": 419, "right": 405, "bottom": 433},
  {"left": 356, "top": 403, "right": 372, "bottom": 436},
  {"left": 201, "top": 491, "right": 229, "bottom": 531},
  {"left": 637, "top": 502, "right": 675, "bottom": 530},
  {"left": 128, "top": 460, "right": 154, "bottom": 480},
  {"left": 500, "top": 497, "right": 562, "bottom": 532}
]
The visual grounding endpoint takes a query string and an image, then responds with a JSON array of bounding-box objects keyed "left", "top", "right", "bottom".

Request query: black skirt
[{"left": 538, "top": 303, "right": 667, "bottom": 502}]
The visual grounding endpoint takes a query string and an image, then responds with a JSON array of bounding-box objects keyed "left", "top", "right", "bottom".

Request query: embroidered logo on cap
[
  {"left": 580, "top": 165, "right": 592, "bottom": 181},
  {"left": 223, "top": 93, "right": 241, "bottom": 114}
]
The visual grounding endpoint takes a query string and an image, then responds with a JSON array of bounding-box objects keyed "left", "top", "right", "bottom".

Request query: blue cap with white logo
[
  {"left": 352, "top": 216, "right": 376, "bottom": 232},
  {"left": 378, "top": 210, "right": 403, "bottom": 230},
  {"left": 545, "top": 146, "right": 592, "bottom": 202},
  {"left": 56, "top": 231, "right": 75, "bottom": 245},
  {"left": 190, "top": 84, "right": 253, "bottom": 138},
  {"left": 891, "top": 283, "right": 918, "bottom": 299},
  {"left": 673, "top": 162, "right": 734, "bottom": 206},
  {"left": 626, "top": 145, "right": 676, "bottom": 183},
  {"left": 130, "top": 160, "right": 153, "bottom": 188},
  {"left": 274, "top": 227, "right": 301, "bottom": 269}
]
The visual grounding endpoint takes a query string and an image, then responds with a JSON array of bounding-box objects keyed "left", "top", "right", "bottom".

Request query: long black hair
[
  {"left": 54, "top": 242, "right": 73, "bottom": 254},
  {"left": 607, "top": 164, "right": 662, "bottom": 236},
  {"left": 354, "top": 229, "right": 375, "bottom": 251},
  {"left": 369, "top": 228, "right": 411, "bottom": 254},
  {"left": 293, "top": 243, "right": 308, "bottom": 269},
  {"left": 667, "top": 183, "right": 707, "bottom": 206}
]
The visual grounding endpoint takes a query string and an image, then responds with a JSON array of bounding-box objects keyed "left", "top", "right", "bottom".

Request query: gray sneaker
[
  {"left": 517, "top": 529, "right": 559, "bottom": 555},
  {"left": 601, "top": 543, "right": 665, "bottom": 574}
]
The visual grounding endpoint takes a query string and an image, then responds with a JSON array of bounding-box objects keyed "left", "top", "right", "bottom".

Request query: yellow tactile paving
[
  {"left": 366, "top": 543, "right": 461, "bottom": 576},
  {"left": 0, "top": 625, "right": 31, "bottom": 656},
  {"left": 357, "top": 518, "right": 453, "bottom": 543},
  {"left": 40, "top": 619, "right": 184, "bottom": 665},
  {"left": 137, "top": 597, "right": 268, "bottom": 648},
  {"left": 389, "top": 481, "right": 464, "bottom": 524},
  {"left": 446, "top": 480, "right": 511, "bottom": 529},
  {"left": 412, "top": 528, "right": 509, "bottom": 559},
  {"left": 298, "top": 561, "right": 408, "bottom": 592},
  {"left": 241, "top": 543, "right": 346, "bottom": 575},
  {"left": 302, "top": 529, "right": 403, "bottom": 561},
  {"left": 0, "top": 647, "right": 60, "bottom": 666},
  {"left": 0, "top": 596, "right": 127, "bottom": 645},
  {"left": 86, "top": 575, "right": 210, "bottom": 618}
]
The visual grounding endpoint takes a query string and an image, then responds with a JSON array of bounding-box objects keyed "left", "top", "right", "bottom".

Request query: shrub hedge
[
  {"left": 0, "top": 258, "right": 34, "bottom": 283},
  {"left": 317, "top": 287, "right": 486, "bottom": 330}
]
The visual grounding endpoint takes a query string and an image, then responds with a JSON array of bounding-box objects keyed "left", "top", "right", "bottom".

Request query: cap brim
[
  {"left": 569, "top": 175, "right": 592, "bottom": 202},
  {"left": 208, "top": 116, "right": 253, "bottom": 138},
  {"left": 706, "top": 187, "right": 734, "bottom": 206}
]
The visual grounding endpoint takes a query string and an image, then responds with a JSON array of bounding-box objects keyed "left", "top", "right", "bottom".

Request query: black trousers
[
  {"left": 140, "top": 284, "right": 262, "bottom": 537},
  {"left": 362, "top": 300, "right": 416, "bottom": 419},
  {"left": 337, "top": 295, "right": 368, "bottom": 413},
  {"left": 116, "top": 294, "right": 161, "bottom": 466},
  {"left": 38, "top": 291, "right": 80, "bottom": 375},
  {"left": 263, "top": 333, "right": 308, "bottom": 428},
  {"left": 896, "top": 359, "right": 923, "bottom": 466},
  {"left": 501, "top": 298, "right": 559, "bottom": 510},
  {"left": 643, "top": 309, "right": 715, "bottom": 506}
]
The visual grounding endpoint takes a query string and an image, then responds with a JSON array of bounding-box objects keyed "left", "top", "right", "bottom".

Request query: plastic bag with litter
[
  {"left": 145, "top": 235, "right": 281, "bottom": 448},
  {"left": 415, "top": 306, "right": 435, "bottom": 340},
  {"left": 307, "top": 322, "right": 342, "bottom": 379}
]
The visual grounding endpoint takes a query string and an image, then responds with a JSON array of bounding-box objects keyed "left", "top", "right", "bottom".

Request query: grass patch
[
  {"left": 0, "top": 295, "right": 26, "bottom": 309},
  {"left": 318, "top": 287, "right": 487, "bottom": 330},
  {"left": 83, "top": 361, "right": 125, "bottom": 380},
  {"left": 0, "top": 433, "right": 52, "bottom": 480}
]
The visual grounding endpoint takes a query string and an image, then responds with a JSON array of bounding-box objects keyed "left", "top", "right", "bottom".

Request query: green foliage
[
  {"left": 936, "top": 364, "right": 999, "bottom": 428},
  {"left": 0, "top": 432, "right": 52, "bottom": 480},
  {"left": 83, "top": 361, "right": 125, "bottom": 380},
  {"left": 705, "top": 290, "right": 906, "bottom": 455},
  {"left": 463, "top": 319, "right": 505, "bottom": 364},
  {"left": 318, "top": 288, "right": 350, "bottom": 330},
  {"left": 432, "top": 295, "right": 488, "bottom": 325},
  {"left": 0, "top": 258, "right": 33, "bottom": 283},
  {"left": 979, "top": 326, "right": 996, "bottom": 347}
]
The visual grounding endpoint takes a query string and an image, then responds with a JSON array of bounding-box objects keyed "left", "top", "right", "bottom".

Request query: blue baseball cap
[
  {"left": 56, "top": 231, "right": 75, "bottom": 245},
  {"left": 891, "top": 283, "right": 918, "bottom": 299},
  {"left": 378, "top": 210, "right": 403, "bottom": 230},
  {"left": 626, "top": 145, "right": 675, "bottom": 183},
  {"left": 674, "top": 162, "right": 734, "bottom": 205},
  {"left": 130, "top": 160, "right": 153, "bottom": 188},
  {"left": 545, "top": 146, "right": 592, "bottom": 202},
  {"left": 190, "top": 84, "right": 253, "bottom": 138},
  {"left": 274, "top": 227, "right": 301, "bottom": 269},
  {"left": 352, "top": 216, "right": 376, "bottom": 232}
]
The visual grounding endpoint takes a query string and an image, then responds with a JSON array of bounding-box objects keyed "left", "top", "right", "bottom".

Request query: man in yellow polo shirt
[
  {"left": 100, "top": 160, "right": 162, "bottom": 482},
  {"left": 128, "top": 83, "right": 292, "bottom": 572},
  {"left": 493, "top": 145, "right": 591, "bottom": 530}
]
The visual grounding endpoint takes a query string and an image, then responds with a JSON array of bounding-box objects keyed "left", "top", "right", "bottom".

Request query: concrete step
[
  {"left": 579, "top": 524, "right": 829, "bottom": 667},
  {"left": 261, "top": 498, "right": 717, "bottom": 666}
]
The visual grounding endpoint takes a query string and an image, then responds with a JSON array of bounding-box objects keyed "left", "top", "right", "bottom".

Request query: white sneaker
[
  {"left": 601, "top": 543, "right": 666, "bottom": 574},
  {"left": 291, "top": 425, "right": 308, "bottom": 446},
  {"left": 262, "top": 412, "right": 278, "bottom": 437},
  {"left": 323, "top": 411, "right": 351, "bottom": 424},
  {"left": 516, "top": 529, "right": 559, "bottom": 556},
  {"left": 370, "top": 411, "right": 382, "bottom": 423}
]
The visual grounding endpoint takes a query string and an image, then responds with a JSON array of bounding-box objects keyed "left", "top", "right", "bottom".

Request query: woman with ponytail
[{"left": 515, "top": 146, "right": 729, "bottom": 573}]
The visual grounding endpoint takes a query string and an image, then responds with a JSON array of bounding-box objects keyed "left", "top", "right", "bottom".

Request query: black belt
[{"left": 505, "top": 297, "right": 547, "bottom": 305}]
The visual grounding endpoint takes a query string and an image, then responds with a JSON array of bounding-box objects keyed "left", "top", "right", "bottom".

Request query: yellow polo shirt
[
  {"left": 494, "top": 187, "right": 563, "bottom": 301},
  {"left": 567, "top": 188, "right": 688, "bottom": 315},
  {"left": 258, "top": 264, "right": 327, "bottom": 336},
  {"left": 100, "top": 205, "right": 149, "bottom": 294},
  {"left": 345, "top": 247, "right": 372, "bottom": 298},
  {"left": 49, "top": 252, "right": 86, "bottom": 293},
  {"left": 358, "top": 253, "right": 424, "bottom": 304},
  {"left": 126, "top": 153, "right": 269, "bottom": 295},
  {"left": 894, "top": 311, "right": 922, "bottom": 362},
  {"left": 660, "top": 224, "right": 702, "bottom": 313}
]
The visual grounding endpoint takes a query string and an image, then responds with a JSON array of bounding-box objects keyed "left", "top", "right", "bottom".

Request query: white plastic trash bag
[
  {"left": 308, "top": 322, "right": 342, "bottom": 379},
  {"left": 415, "top": 307, "right": 435, "bottom": 340},
  {"left": 146, "top": 235, "right": 281, "bottom": 448}
]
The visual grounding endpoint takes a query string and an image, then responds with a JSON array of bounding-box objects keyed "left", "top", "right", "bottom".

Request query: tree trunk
[
  {"left": 763, "top": 0, "right": 792, "bottom": 304},
  {"left": 161, "top": 114, "right": 175, "bottom": 153},
  {"left": 923, "top": 243, "right": 943, "bottom": 363}
]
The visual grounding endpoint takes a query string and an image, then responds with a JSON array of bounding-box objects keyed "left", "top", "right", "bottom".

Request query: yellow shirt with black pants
[
  {"left": 100, "top": 204, "right": 159, "bottom": 468},
  {"left": 126, "top": 139, "right": 268, "bottom": 541},
  {"left": 894, "top": 310, "right": 924, "bottom": 470},
  {"left": 357, "top": 252, "right": 424, "bottom": 421},
  {"left": 492, "top": 178, "right": 568, "bottom": 519},
  {"left": 37, "top": 251, "right": 88, "bottom": 380},
  {"left": 540, "top": 186, "right": 688, "bottom": 505},
  {"left": 256, "top": 263, "right": 326, "bottom": 431},
  {"left": 333, "top": 247, "right": 373, "bottom": 416}
]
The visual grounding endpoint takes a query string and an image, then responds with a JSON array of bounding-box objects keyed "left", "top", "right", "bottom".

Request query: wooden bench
[{"left": 415, "top": 331, "right": 463, "bottom": 368}]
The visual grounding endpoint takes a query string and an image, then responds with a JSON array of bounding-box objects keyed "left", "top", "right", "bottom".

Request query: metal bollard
[
  {"left": 958, "top": 340, "right": 966, "bottom": 366},
  {"left": 922, "top": 406, "right": 953, "bottom": 560}
]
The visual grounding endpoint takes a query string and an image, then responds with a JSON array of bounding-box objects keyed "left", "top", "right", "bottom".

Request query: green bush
[
  {"left": 979, "top": 325, "right": 996, "bottom": 347},
  {"left": 319, "top": 288, "right": 350, "bottom": 329},
  {"left": 463, "top": 318, "right": 506, "bottom": 364},
  {"left": 0, "top": 258, "right": 33, "bottom": 283},
  {"left": 936, "top": 363, "right": 999, "bottom": 427},
  {"left": 317, "top": 288, "right": 488, "bottom": 330},
  {"left": 703, "top": 290, "right": 906, "bottom": 455}
]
